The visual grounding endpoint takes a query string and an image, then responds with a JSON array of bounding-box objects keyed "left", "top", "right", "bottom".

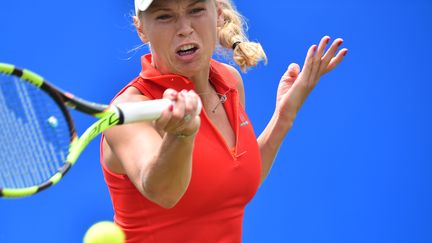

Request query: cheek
[
  {"left": 147, "top": 30, "right": 176, "bottom": 58},
  {"left": 198, "top": 20, "right": 218, "bottom": 46},
  {"left": 143, "top": 21, "right": 174, "bottom": 47}
]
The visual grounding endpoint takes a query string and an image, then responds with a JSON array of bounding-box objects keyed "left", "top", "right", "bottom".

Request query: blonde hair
[{"left": 216, "top": 0, "right": 267, "bottom": 72}]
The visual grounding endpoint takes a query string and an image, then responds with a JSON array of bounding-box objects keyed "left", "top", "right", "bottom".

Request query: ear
[
  {"left": 216, "top": 2, "right": 225, "bottom": 28},
  {"left": 133, "top": 16, "right": 149, "bottom": 43}
]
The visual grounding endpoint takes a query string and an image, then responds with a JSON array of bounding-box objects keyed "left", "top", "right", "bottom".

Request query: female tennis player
[{"left": 101, "top": 0, "right": 348, "bottom": 242}]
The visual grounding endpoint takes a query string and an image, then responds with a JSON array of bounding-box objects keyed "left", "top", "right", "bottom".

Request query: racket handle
[{"left": 116, "top": 98, "right": 202, "bottom": 124}]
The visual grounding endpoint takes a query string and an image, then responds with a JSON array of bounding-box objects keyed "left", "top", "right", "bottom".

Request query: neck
[
  {"left": 188, "top": 68, "right": 217, "bottom": 112},
  {"left": 188, "top": 68, "right": 211, "bottom": 94},
  {"left": 150, "top": 56, "right": 219, "bottom": 111},
  {"left": 150, "top": 56, "right": 212, "bottom": 94},
  {"left": 185, "top": 69, "right": 227, "bottom": 115}
]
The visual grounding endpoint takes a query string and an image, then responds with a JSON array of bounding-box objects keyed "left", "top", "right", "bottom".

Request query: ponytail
[{"left": 216, "top": 0, "right": 267, "bottom": 72}]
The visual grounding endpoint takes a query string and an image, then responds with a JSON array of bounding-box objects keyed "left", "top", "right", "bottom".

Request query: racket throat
[{"left": 67, "top": 108, "right": 122, "bottom": 164}]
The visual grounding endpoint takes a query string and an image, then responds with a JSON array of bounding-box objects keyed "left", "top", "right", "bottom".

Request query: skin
[
  {"left": 258, "top": 36, "right": 348, "bottom": 182},
  {"left": 102, "top": 0, "right": 348, "bottom": 208}
]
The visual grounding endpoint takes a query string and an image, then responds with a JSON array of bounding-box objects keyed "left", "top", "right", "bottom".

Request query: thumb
[{"left": 287, "top": 63, "right": 301, "bottom": 77}]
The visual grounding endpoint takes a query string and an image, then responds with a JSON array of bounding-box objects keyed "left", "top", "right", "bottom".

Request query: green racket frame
[{"left": 0, "top": 63, "right": 123, "bottom": 198}]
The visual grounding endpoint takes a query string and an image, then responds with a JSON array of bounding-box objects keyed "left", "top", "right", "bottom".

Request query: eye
[
  {"left": 156, "top": 14, "right": 173, "bottom": 21},
  {"left": 190, "top": 8, "right": 205, "bottom": 15}
]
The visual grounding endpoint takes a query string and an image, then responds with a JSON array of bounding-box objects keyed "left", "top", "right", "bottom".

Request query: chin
[{"left": 173, "top": 55, "right": 211, "bottom": 78}]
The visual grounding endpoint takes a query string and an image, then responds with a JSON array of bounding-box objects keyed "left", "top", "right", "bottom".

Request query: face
[{"left": 135, "top": 0, "right": 221, "bottom": 79}]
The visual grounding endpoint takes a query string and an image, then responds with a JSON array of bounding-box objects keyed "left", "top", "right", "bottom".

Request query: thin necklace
[
  {"left": 198, "top": 85, "right": 229, "bottom": 113},
  {"left": 211, "top": 91, "right": 228, "bottom": 113}
]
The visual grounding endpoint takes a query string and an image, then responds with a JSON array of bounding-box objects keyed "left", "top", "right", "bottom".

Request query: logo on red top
[{"left": 240, "top": 113, "right": 249, "bottom": 127}]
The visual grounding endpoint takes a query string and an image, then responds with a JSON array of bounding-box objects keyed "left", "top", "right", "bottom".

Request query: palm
[{"left": 275, "top": 36, "right": 348, "bottom": 123}]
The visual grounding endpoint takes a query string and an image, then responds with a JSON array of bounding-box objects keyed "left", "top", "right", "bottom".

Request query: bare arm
[
  {"left": 258, "top": 36, "right": 348, "bottom": 185},
  {"left": 103, "top": 87, "right": 200, "bottom": 208},
  {"left": 226, "top": 37, "right": 348, "bottom": 186}
]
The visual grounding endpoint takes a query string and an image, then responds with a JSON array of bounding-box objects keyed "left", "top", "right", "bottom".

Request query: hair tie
[{"left": 232, "top": 41, "right": 242, "bottom": 50}]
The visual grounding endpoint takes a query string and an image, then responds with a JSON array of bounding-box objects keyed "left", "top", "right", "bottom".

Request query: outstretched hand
[{"left": 275, "top": 36, "right": 348, "bottom": 123}]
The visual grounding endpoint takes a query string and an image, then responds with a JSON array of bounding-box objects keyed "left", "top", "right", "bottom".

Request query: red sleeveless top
[{"left": 101, "top": 54, "right": 261, "bottom": 243}]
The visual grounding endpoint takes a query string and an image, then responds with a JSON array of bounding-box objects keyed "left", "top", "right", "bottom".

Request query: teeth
[{"left": 179, "top": 44, "right": 196, "bottom": 51}]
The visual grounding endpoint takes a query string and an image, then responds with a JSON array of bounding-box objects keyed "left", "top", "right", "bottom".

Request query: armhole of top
[
  {"left": 131, "top": 78, "right": 156, "bottom": 100},
  {"left": 100, "top": 135, "right": 128, "bottom": 178},
  {"left": 100, "top": 77, "right": 156, "bottom": 178},
  {"left": 218, "top": 62, "right": 240, "bottom": 88},
  {"left": 213, "top": 62, "right": 246, "bottom": 108}
]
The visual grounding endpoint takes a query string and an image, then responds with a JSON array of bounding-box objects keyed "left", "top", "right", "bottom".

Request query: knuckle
[
  {"left": 165, "top": 88, "right": 175, "bottom": 94},
  {"left": 171, "top": 110, "right": 184, "bottom": 121},
  {"left": 176, "top": 110, "right": 185, "bottom": 118}
]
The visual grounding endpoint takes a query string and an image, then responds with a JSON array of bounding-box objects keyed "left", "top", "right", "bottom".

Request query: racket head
[{"left": 0, "top": 63, "right": 77, "bottom": 198}]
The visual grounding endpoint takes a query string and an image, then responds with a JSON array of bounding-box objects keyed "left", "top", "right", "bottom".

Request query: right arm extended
[{"left": 102, "top": 87, "right": 201, "bottom": 208}]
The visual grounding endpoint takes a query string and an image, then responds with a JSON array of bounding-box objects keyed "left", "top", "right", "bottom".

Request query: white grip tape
[{"left": 116, "top": 98, "right": 202, "bottom": 124}]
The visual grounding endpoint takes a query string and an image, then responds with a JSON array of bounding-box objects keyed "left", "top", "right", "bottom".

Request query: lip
[
  {"left": 174, "top": 42, "right": 200, "bottom": 53},
  {"left": 174, "top": 42, "right": 201, "bottom": 62}
]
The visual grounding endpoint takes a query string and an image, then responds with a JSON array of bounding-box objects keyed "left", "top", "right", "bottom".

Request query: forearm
[
  {"left": 141, "top": 133, "right": 196, "bottom": 208},
  {"left": 258, "top": 113, "right": 294, "bottom": 185}
]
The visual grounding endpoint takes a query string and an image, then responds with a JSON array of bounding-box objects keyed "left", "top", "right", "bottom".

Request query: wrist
[
  {"left": 259, "top": 114, "right": 292, "bottom": 155},
  {"left": 165, "top": 131, "right": 197, "bottom": 141},
  {"left": 273, "top": 111, "right": 296, "bottom": 132}
]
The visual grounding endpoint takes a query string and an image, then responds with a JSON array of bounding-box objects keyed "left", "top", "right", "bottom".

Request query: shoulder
[
  {"left": 221, "top": 63, "right": 243, "bottom": 85},
  {"left": 113, "top": 86, "right": 151, "bottom": 105}
]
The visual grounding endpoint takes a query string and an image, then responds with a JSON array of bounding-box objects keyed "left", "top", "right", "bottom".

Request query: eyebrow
[
  {"left": 148, "top": 0, "right": 207, "bottom": 13},
  {"left": 188, "top": 0, "right": 207, "bottom": 7}
]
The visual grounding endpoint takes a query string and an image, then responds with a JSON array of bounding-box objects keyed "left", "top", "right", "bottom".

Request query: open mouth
[{"left": 176, "top": 44, "right": 199, "bottom": 57}]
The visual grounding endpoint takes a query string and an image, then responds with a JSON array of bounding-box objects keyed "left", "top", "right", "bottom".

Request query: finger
[
  {"left": 187, "top": 90, "right": 200, "bottom": 116},
  {"left": 183, "top": 91, "right": 196, "bottom": 123},
  {"left": 320, "top": 38, "right": 344, "bottom": 74},
  {"left": 194, "top": 93, "right": 202, "bottom": 116},
  {"left": 280, "top": 63, "right": 301, "bottom": 91},
  {"left": 315, "top": 36, "right": 331, "bottom": 60},
  {"left": 171, "top": 91, "right": 199, "bottom": 134},
  {"left": 300, "top": 44, "right": 318, "bottom": 81},
  {"left": 287, "top": 63, "right": 301, "bottom": 78},
  {"left": 155, "top": 89, "right": 177, "bottom": 130},
  {"left": 170, "top": 90, "right": 187, "bottom": 127},
  {"left": 310, "top": 36, "right": 331, "bottom": 84},
  {"left": 155, "top": 103, "right": 173, "bottom": 130},
  {"left": 324, "top": 48, "right": 348, "bottom": 75},
  {"left": 281, "top": 63, "right": 300, "bottom": 82},
  {"left": 162, "top": 88, "right": 178, "bottom": 101}
]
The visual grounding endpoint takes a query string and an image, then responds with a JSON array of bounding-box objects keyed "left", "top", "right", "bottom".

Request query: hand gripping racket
[{"left": 0, "top": 63, "right": 201, "bottom": 198}]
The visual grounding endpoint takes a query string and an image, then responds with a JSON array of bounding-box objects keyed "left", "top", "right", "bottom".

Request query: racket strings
[{"left": 0, "top": 75, "right": 70, "bottom": 189}]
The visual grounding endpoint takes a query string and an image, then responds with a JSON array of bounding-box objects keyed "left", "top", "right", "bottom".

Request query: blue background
[{"left": 1, "top": 0, "right": 431, "bottom": 242}]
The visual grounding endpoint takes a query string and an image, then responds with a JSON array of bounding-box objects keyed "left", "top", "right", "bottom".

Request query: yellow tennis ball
[{"left": 83, "top": 221, "right": 125, "bottom": 243}]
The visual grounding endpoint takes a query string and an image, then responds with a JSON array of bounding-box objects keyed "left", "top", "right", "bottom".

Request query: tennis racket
[{"left": 0, "top": 63, "right": 200, "bottom": 198}]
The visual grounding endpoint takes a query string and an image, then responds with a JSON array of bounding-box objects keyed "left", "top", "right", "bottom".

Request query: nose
[{"left": 176, "top": 16, "right": 194, "bottom": 37}]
